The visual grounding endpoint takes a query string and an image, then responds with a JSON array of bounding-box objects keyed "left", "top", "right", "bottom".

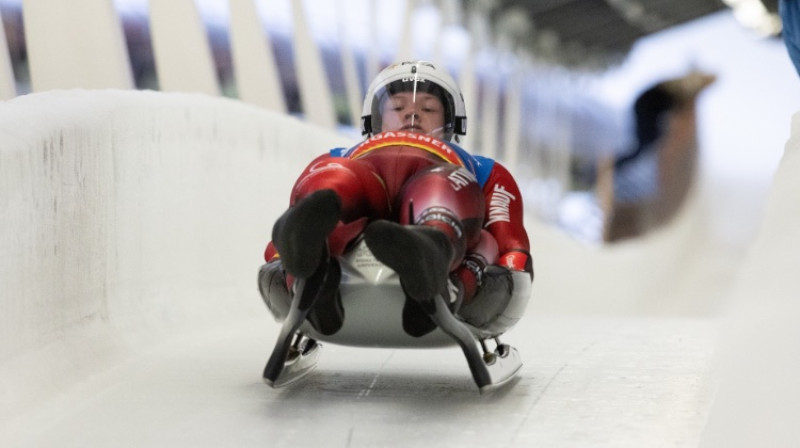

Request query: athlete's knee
[
  {"left": 292, "top": 157, "right": 389, "bottom": 221},
  {"left": 398, "top": 164, "right": 485, "bottom": 246}
]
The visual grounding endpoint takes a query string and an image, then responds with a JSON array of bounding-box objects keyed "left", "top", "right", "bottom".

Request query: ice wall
[
  {"left": 0, "top": 89, "right": 349, "bottom": 421},
  {"left": 700, "top": 112, "right": 800, "bottom": 447}
]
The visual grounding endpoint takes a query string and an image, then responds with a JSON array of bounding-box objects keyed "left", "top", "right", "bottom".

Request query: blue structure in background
[{"left": 781, "top": 0, "right": 800, "bottom": 76}]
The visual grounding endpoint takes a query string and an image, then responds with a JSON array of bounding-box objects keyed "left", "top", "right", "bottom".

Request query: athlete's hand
[{"left": 456, "top": 265, "right": 512, "bottom": 328}]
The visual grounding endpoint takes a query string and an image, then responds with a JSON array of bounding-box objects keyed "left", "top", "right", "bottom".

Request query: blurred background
[{"left": 1, "top": 0, "right": 796, "bottom": 248}]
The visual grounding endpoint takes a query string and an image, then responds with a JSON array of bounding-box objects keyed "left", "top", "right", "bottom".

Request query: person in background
[{"left": 605, "top": 70, "right": 715, "bottom": 242}]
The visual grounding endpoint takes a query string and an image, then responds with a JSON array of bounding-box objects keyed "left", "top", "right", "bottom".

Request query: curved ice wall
[{"left": 0, "top": 89, "right": 349, "bottom": 419}]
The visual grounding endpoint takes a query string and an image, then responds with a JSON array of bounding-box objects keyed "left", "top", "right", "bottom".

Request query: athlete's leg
[
  {"left": 273, "top": 155, "right": 390, "bottom": 279},
  {"left": 397, "top": 164, "right": 485, "bottom": 267},
  {"left": 365, "top": 165, "right": 484, "bottom": 302},
  {"left": 290, "top": 155, "right": 390, "bottom": 223}
]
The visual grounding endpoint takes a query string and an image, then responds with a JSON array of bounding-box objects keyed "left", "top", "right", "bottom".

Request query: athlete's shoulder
[
  {"left": 447, "top": 141, "right": 496, "bottom": 186},
  {"left": 329, "top": 144, "right": 357, "bottom": 158}
]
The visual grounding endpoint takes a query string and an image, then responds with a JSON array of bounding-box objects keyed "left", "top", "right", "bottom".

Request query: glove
[{"left": 456, "top": 264, "right": 513, "bottom": 329}]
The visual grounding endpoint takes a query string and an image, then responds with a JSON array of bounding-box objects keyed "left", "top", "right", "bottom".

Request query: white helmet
[{"left": 361, "top": 61, "right": 467, "bottom": 141}]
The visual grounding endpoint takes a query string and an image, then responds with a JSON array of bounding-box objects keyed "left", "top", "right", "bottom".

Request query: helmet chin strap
[{"left": 428, "top": 126, "right": 446, "bottom": 140}]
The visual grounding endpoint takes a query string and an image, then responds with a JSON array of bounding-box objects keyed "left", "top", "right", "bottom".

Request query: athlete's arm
[{"left": 481, "top": 162, "right": 532, "bottom": 276}]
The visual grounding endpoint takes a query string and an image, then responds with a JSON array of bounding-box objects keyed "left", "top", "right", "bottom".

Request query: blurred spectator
[{"left": 604, "top": 71, "right": 716, "bottom": 242}]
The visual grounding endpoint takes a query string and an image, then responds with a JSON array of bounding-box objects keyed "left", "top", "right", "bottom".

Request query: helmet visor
[{"left": 371, "top": 78, "right": 453, "bottom": 140}]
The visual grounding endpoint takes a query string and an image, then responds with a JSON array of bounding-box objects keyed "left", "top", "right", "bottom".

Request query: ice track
[
  {"left": 1, "top": 91, "right": 799, "bottom": 447},
  {"left": 2, "top": 316, "right": 716, "bottom": 448}
]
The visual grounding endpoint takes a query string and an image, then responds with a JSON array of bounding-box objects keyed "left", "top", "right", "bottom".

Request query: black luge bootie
[
  {"left": 305, "top": 258, "right": 344, "bottom": 336},
  {"left": 401, "top": 298, "right": 437, "bottom": 337},
  {"left": 272, "top": 189, "right": 341, "bottom": 279},
  {"left": 363, "top": 220, "right": 453, "bottom": 302}
]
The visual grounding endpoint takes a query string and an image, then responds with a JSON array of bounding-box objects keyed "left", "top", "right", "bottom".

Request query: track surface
[{"left": 2, "top": 314, "right": 716, "bottom": 448}]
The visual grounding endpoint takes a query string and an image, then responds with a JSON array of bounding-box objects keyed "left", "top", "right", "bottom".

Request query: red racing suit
[{"left": 265, "top": 132, "right": 532, "bottom": 299}]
